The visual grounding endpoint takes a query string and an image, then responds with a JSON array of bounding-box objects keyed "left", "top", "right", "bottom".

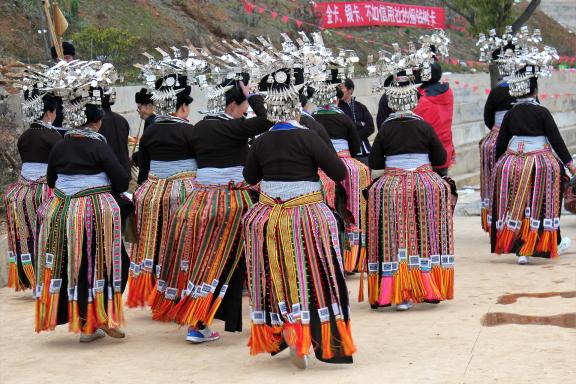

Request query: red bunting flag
[
  {"left": 571, "top": 57, "right": 575, "bottom": 64},
  {"left": 472, "top": 85, "right": 478, "bottom": 92},
  {"left": 540, "top": 93, "right": 548, "bottom": 100},
  {"left": 296, "top": 19, "right": 303, "bottom": 28},
  {"left": 271, "top": 11, "right": 278, "bottom": 19},
  {"left": 484, "top": 88, "right": 491, "bottom": 95},
  {"left": 346, "top": 34, "right": 353, "bottom": 39},
  {"left": 258, "top": 6, "right": 265, "bottom": 13},
  {"left": 281, "top": 15, "right": 289, "bottom": 23},
  {"left": 553, "top": 93, "right": 560, "bottom": 99},
  {"left": 244, "top": 2, "right": 252, "bottom": 13},
  {"left": 454, "top": 80, "right": 460, "bottom": 85},
  {"left": 463, "top": 83, "right": 468, "bottom": 89},
  {"left": 466, "top": 60, "right": 473, "bottom": 67}
]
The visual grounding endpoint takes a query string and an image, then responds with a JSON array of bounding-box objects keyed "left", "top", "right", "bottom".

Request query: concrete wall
[{"left": 111, "top": 71, "right": 576, "bottom": 187}]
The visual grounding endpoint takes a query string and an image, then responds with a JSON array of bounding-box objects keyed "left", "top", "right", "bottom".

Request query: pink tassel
[{"left": 377, "top": 275, "right": 393, "bottom": 306}]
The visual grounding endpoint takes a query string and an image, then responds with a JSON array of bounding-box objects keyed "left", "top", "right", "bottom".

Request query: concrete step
[{"left": 453, "top": 170, "right": 480, "bottom": 189}]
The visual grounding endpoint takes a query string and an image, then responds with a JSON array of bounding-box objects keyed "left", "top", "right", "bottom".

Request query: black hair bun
[{"left": 84, "top": 104, "right": 105, "bottom": 124}]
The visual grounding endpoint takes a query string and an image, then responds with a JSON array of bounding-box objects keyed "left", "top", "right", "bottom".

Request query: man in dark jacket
[
  {"left": 337, "top": 78, "right": 375, "bottom": 165},
  {"left": 99, "top": 90, "right": 131, "bottom": 174},
  {"left": 132, "top": 88, "right": 157, "bottom": 164}
]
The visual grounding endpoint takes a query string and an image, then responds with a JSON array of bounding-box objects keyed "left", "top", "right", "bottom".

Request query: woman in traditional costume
[
  {"left": 128, "top": 75, "right": 197, "bottom": 308},
  {"left": 5, "top": 90, "right": 61, "bottom": 292},
  {"left": 477, "top": 30, "right": 518, "bottom": 232},
  {"left": 243, "top": 67, "right": 355, "bottom": 369},
  {"left": 491, "top": 39, "right": 574, "bottom": 264},
  {"left": 312, "top": 70, "right": 371, "bottom": 276},
  {"left": 367, "top": 62, "right": 455, "bottom": 311},
  {"left": 153, "top": 74, "right": 272, "bottom": 343},
  {"left": 36, "top": 69, "right": 130, "bottom": 341}
]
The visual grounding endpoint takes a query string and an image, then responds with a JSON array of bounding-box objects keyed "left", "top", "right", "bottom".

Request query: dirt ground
[{"left": 1, "top": 216, "right": 575, "bottom": 384}]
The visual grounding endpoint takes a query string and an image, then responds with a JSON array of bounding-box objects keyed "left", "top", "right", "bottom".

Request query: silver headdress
[
  {"left": 507, "top": 26, "right": 558, "bottom": 97},
  {"left": 136, "top": 46, "right": 209, "bottom": 115},
  {"left": 15, "top": 61, "right": 118, "bottom": 126},
  {"left": 477, "top": 26, "right": 516, "bottom": 77},
  {"left": 12, "top": 63, "right": 56, "bottom": 123},
  {"left": 60, "top": 61, "right": 118, "bottom": 127},
  {"left": 368, "top": 30, "right": 450, "bottom": 111},
  {"left": 263, "top": 67, "right": 303, "bottom": 123}
]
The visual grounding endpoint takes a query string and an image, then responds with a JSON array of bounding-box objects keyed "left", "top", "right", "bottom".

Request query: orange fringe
[
  {"left": 481, "top": 208, "right": 489, "bottom": 232},
  {"left": 68, "top": 300, "right": 81, "bottom": 333},
  {"left": 205, "top": 296, "right": 223, "bottom": 325},
  {"left": 126, "top": 272, "right": 155, "bottom": 308},
  {"left": 368, "top": 274, "right": 379, "bottom": 305},
  {"left": 320, "top": 322, "right": 334, "bottom": 360},
  {"left": 431, "top": 265, "right": 444, "bottom": 298},
  {"left": 442, "top": 268, "right": 454, "bottom": 300},
  {"left": 495, "top": 227, "right": 516, "bottom": 254},
  {"left": 7, "top": 262, "right": 20, "bottom": 290},
  {"left": 249, "top": 324, "right": 279, "bottom": 355},
  {"left": 519, "top": 218, "right": 530, "bottom": 242},
  {"left": 335, "top": 319, "right": 356, "bottom": 356},
  {"left": 114, "top": 292, "right": 125, "bottom": 326},
  {"left": 519, "top": 229, "right": 538, "bottom": 256},
  {"left": 151, "top": 295, "right": 174, "bottom": 322},
  {"left": 94, "top": 291, "right": 108, "bottom": 325},
  {"left": 83, "top": 301, "right": 96, "bottom": 335},
  {"left": 409, "top": 268, "right": 426, "bottom": 301},
  {"left": 358, "top": 271, "right": 365, "bottom": 302},
  {"left": 22, "top": 263, "right": 35, "bottom": 288},
  {"left": 298, "top": 324, "right": 312, "bottom": 357}
]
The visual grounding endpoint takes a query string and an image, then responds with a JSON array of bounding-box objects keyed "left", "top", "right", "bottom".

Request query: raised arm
[{"left": 227, "top": 95, "right": 273, "bottom": 138}]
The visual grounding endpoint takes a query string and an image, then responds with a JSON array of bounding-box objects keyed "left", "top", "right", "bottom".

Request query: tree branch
[
  {"left": 512, "top": 0, "right": 541, "bottom": 32},
  {"left": 439, "top": 0, "right": 476, "bottom": 25}
]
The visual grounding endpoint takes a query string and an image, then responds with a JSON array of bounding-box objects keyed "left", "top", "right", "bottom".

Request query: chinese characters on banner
[{"left": 314, "top": 1, "right": 446, "bottom": 30}]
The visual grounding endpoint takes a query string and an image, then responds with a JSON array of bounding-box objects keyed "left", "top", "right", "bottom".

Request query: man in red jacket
[{"left": 414, "top": 62, "right": 455, "bottom": 176}]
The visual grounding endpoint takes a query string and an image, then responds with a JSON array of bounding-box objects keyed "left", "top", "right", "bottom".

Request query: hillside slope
[{"left": 1, "top": 1, "right": 575, "bottom": 69}]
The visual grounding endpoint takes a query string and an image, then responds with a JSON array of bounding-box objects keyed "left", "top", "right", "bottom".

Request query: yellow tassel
[{"left": 94, "top": 291, "right": 107, "bottom": 325}]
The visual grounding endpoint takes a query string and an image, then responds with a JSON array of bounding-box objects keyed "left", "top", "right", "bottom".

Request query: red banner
[{"left": 314, "top": 1, "right": 446, "bottom": 30}]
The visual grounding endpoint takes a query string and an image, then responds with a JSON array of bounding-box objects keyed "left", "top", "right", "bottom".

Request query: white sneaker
[
  {"left": 79, "top": 328, "right": 106, "bottom": 343},
  {"left": 396, "top": 301, "right": 414, "bottom": 311},
  {"left": 290, "top": 348, "right": 308, "bottom": 370},
  {"left": 517, "top": 256, "right": 529, "bottom": 265},
  {"left": 558, "top": 237, "right": 571, "bottom": 255},
  {"left": 186, "top": 326, "right": 220, "bottom": 343}
]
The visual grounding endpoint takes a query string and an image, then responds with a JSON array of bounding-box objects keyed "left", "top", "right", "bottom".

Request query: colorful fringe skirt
[
  {"left": 4, "top": 176, "right": 52, "bottom": 292},
  {"left": 243, "top": 191, "right": 355, "bottom": 363},
  {"left": 128, "top": 172, "right": 196, "bottom": 308},
  {"left": 319, "top": 150, "right": 371, "bottom": 274},
  {"left": 479, "top": 126, "right": 500, "bottom": 232},
  {"left": 149, "top": 182, "right": 254, "bottom": 332},
  {"left": 367, "top": 165, "right": 455, "bottom": 308},
  {"left": 491, "top": 146, "right": 564, "bottom": 258},
  {"left": 35, "top": 186, "right": 128, "bottom": 334}
]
